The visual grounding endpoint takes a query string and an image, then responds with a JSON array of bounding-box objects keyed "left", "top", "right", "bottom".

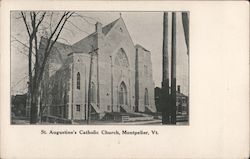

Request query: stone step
[
  {"left": 126, "top": 116, "right": 154, "bottom": 122},
  {"left": 103, "top": 112, "right": 155, "bottom": 122},
  {"left": 90, "top": 103, "right": 101, "bottom": 113},
  {"left": 145, "top": 105, "right": 156, "bottom": 113}
]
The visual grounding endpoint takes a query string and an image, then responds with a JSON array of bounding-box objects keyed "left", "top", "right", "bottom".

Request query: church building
[{"left": 38, "top": 16, "right": 156, "bottom": 120}]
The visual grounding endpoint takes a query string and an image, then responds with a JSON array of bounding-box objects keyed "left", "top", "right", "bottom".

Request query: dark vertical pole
[
  {"left": 171, "top": 12, "right": 177, "bottom": 124},
  {"left": 84, "top": 64, "right": 87, "bottom": 120},
  {"left": 96, "top": 51, "right": 100, "bottom": 108},
  {"left": 182, "top": 12, "right": 189, "bottom": 55},
  {"left": 63, "top": 90, "right": 67, "bottom": 118},
  {"left": 71, "top": 62, "right": 74, "bottom": 122},
  {"left": 87, "top": 54, "right": 93, "bottom": 124},
  {"left": 135, "top": 48, "right": 139, "bottom": 112},
  {"left": 87, "top": 49, "right": 95, "bottom": 124},
  {"left": 182, "top": 12, "right": 190, "bottom": 120},
  {"left": 162, "top": 12, "right": 169, "bottom": 89},
  {"left": 110, "top": 56, "right": 114, "bottom": 112},
  {"left": 161, "top": 12, "right": 170, "bottom": 124}
]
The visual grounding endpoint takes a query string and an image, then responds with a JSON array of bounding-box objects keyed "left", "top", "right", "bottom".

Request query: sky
[{"left": 11, "top": 11, "right": 189, "bottom": 96}]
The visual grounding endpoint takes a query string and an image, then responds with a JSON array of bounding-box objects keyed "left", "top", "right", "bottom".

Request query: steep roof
[
  {"left": 72, "top": 32, "right": 98, "bottom": 53},
  {"left": 40, "top": 17, "right": 121, "bottom": 63},
  {"left": 135, "top": 44, "right": 150, "bottom": 52},
  {"left": 72, "top": 18, "right": 120, "bottom": 53},
  {"left": 39, "top": 37, "right": 75, "bottom": 64},
  {"left": 51, "top": 40, "right": 75, "bottom": 62},
  {"left": 102, "top": 18, "right": 120, "bottom": 35}
]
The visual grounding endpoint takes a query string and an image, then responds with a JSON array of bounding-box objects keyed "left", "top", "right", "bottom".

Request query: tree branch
[
  {"left": 37, "top": 12, "right": 73, "bottom": 83},
  {"left": 48, "top": 12, "right": 74, "bottom": 53},
  {"left": 36, "top": 12, "right": 46, "bottom": 30},
  {"left": 73, "top": 12, "right": 97, "bottom": 25},
  {"left": 11, "top": 36, "right": 36, "bottom": 56},
  {"left": 67, "top": 20, "right": 89, "bottom": 34},
  {"left": 21, "top": 12, "right": 31, "bottom": 36}
]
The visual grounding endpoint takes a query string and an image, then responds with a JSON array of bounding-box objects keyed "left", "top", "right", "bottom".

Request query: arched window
[
  {"left": 144, "top": 88, "right": 149, "bottom": 106},
  {"left": 115, "top": 48, "right": 129, "bottom": 67},
  {"left": 119, "top": 82, "right": 127, "bottom": 105},
  {"left": 90, "top": 82, "right": 96, "bottom": 103},
  {"left": 77, "top": 72, "right": 80, "bottom": 89}
]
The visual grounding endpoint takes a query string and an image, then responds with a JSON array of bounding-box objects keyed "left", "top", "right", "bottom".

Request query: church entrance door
[{"left": 118, "top": 82, "right": 128, "bottom": 112}]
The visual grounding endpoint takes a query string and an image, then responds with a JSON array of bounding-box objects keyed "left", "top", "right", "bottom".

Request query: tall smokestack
[
  {"left": 162, "top": 12, "right": 169, "bottom": 92},
  {"left": 171, "top": 12, "right": 177, "bottom": 124}
]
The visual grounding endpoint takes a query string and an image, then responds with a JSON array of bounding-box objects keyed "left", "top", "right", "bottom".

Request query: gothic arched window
[
  {"left": 115, "top": 48, "right": 129, "bottom": 67},
  {"left": 77, "top": 72, "right": 80, "bottom": 90}
]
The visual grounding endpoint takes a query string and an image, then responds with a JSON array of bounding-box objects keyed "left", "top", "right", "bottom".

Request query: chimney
[
  {"left": 177, "top": 85, "right": 180, "bottom": 93},
  {"left": 95, "top": 22, "right": 102, "bottom": 34}
]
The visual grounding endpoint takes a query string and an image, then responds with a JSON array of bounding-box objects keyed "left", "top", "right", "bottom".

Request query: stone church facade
[{"left": 39, "top": 17, "right": 156, "bottom": 120}]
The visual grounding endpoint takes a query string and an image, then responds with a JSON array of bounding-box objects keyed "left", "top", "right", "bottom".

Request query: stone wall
[{"left": 135, "top": 45, "right": 156, "bottom": 112}]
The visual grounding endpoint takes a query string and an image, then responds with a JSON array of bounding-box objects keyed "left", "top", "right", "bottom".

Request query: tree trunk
[
  {"left": 28, "top": 37, "right": 34, "bottom": 123},
  {"left": 30, "top": 87, "right": 38, "bottom": 123}
]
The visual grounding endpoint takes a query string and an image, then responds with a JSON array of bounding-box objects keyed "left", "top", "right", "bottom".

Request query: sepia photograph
[
  {"left": 10, "top": 11, "right": 189, "bottom": 125},
  {"left": 2, "top": 1, "right": 249, "bottom": 159}
]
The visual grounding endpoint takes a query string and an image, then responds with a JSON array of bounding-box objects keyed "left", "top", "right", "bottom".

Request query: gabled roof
[
  {"left": 102, "top": 18, "right": 120, "bottom": 35},
  {"left": 40, "top": 17, "right": 122, "bottom": 60},
  {"left": 135, "top": 44, "right": 150, "bottom": 52},
  {"left": 72, "top": 32, "right": 98, "bottom": 53},
  {"left": 39, "top": 37, "right": 75, "bottom": 64},
  {"left": 72, "top": 18, "right": 121, "bottom": 53},
  {"left": 51, "top": 40, "right": 75, "bottom": 61}
]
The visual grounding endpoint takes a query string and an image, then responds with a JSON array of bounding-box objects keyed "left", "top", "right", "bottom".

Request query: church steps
[
  {"left": 90, "top": 103, "right": 101, "bottom": 113},
  {"left": 145, "top": 105, "right": 156, "bottom": 113}
]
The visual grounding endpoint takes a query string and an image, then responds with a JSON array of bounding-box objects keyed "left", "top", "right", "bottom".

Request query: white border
[{"left": 1, "top": 1, "right": 249, "bottom": 158}]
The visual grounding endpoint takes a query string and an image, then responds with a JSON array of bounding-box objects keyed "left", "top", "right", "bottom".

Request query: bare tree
[{"left": 19, "top": 11, "right": 74, "bottom": 123}]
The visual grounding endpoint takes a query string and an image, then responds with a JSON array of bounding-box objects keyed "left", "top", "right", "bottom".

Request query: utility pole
[
  {"left": 71, "top": 62, "right": 74, "bottom": 123},
  {"left": 96, "top": 49, "right": 100, "bottom": 108},
  {"left": 87, "top": 47, "right": 98, "bottom": 124},
  {"left": 110, "top": 55, "right": 114, "bottom": 112},
  {"left": 171, "top": 12, "right": 177, "bottom": 124},
  {"left": 135, "top": 48, "right": 139, "bottom": 112},
  {"left": 84, "top": 64, "right": 87, "bottom": 120},
  {"left": 162, "top": 12, "right": 169, "bottom": 90},
  {"left": 161, "top": 12, "right": 170, "bottom": 124},
  {"left": 182, "top": 12, "right": 190, "bottom": 120}
]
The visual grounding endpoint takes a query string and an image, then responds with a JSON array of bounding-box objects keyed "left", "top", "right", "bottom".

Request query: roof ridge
[
  {"left": 135, "top": 44, "right": 150, "bottom": 52},
  {"left": 102, "top": 17, "right": 121, "bottom": 35},
  {"left": 72, "top": 32, "right": 97, "bottom": 46},
  {"left": 40, "top": 36, "right": 72, "bottom": 47}
]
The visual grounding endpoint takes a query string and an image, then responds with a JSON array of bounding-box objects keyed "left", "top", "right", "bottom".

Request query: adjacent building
[
  {"left": 176, "top": 86, "right": 188, "bottom": 115},
  {"left": 12, "top": 94, "right": 27, "bottom": 117}
]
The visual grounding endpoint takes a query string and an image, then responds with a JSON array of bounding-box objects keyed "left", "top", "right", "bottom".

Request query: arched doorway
[{"left": 118, "top": 82, "right": 128, "bottom": 106}]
